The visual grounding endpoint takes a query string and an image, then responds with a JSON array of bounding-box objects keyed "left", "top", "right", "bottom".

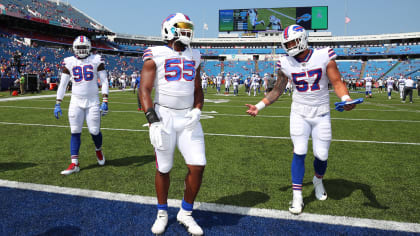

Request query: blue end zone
[{"left": 0, "top": 187, "right": 417, "bottom": 235}]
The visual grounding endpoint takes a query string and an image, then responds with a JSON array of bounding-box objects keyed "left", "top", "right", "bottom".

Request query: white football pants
[
  {"left": 154, "top": 104, "right": 206, "bottom": 173},
  {"left": 290, "top": 111, "right": 331, "bottom": 161},
  {"left": 68, "top": 96, "right": 101, "bottom": 135}
]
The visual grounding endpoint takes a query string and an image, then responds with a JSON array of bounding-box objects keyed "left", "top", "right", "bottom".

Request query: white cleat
[
  {"left": 95, "top": 149, "right": 105, "bottom": 166},
  {"left": 60, "top": 163, "right": 80, "bottom": 175},
  {"left": 151, "top": 210, "right": 168, "bottom": 235},
  {"left": 313, "top": 176, "right": 328, "bottom": 201},
  {"left": 289, "top": 196, "right": 304, "bottom": 215},
  {"left": 177, "top": 209, "right": 203, "bottom": 236}
]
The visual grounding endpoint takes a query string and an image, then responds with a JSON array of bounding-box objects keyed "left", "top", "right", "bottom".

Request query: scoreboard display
[{"left": 219, "top": 6, "right": 328, "bottom": 32}]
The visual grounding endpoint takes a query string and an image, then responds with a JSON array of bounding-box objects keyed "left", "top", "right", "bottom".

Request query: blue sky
[{"left": 66, "top": 0, "right": 420, "bottom": 38}]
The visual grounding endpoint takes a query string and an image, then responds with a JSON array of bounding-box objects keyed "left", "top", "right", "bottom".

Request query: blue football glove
[
  {"left": 100, "top": 102, "right": 108, "bottom": 116},
  {"left": 334, "top": 98, "right": 364, "bottom": 112},
  {"left": 54, "top": 104, "right": 62, "bottom": 119}
]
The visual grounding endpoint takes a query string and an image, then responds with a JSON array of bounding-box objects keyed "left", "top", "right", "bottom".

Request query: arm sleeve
[
  {"left": 98, "top": 69, "right": 109, "bottom": 95},
  {"left": 56, "top": 73, "right": 70, "bottom": 101}
]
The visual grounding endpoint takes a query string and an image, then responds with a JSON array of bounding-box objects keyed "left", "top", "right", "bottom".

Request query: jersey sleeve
[
  {"left": 62, "top": 57, "right": 73, "bottom": 72},
  {"left": 327, "top": 47, "right": 337, "bottom": 60},
  {"left": 142, "top": 47, "right": 153, "bottom": 61},
  {"left": 193, "top": 49, "right": 201, "bottom": 69}
]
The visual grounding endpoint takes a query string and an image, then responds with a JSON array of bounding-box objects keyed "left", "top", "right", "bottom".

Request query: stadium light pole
[{"left": 344, "top": 0, "right": 348, "bottom": 36}]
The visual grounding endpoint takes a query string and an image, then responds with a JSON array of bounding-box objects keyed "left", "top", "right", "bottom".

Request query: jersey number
[
  {"left": 73, "top": 65, "right": 94, "bottom": 82},
  {"left": 165, "top": 59, "right": 195, "bottom": 81},
  {"left": 292, "top": 68, "right": 322, "bottom": 92}
]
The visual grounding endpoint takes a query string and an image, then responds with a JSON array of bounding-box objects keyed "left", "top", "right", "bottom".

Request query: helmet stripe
[
  {"left": 80, "top": 36, "right": 84, "bottom": 43},
  {"left": 283, "top": 26, "right": 290, "bottom": 39},
  {"left": 162, "top": 14, "right": 176, "bottom": 25}
]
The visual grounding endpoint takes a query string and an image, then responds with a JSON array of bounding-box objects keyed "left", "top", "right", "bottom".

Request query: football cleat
[
  {"left": 151, "top": 210, "right": 168, "bottom": 235},
  {"left": 95, "top": 149, "right": 105, "bottom": 165},
  {"left": 61, "top": 163, "right": 80, "bottom": 175},
  {"left": 177, "top": 209, "right": 203, "bottom": 236},
  {"left": 289, "top": 195, "right": 304, "bottom": 214},
  {"left": 313, "top": 176, "right": 328, "bottom": 201}
]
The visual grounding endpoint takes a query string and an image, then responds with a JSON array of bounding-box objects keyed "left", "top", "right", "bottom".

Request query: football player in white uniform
[
  {"left": 224, "top": 72, "right": 232, "bottom": 94},
  {"left": 251, "top": 73, "right": 260, "bottom": 96},
  {"left": 248, "top": 8, "right": 265, "bottom": 30},
  {"left": 216, "top": 73, "right": 222, "bottom": 94},
  {"left": 386, "top": 77, "right": 394, "bottom": 99},
  {"left": 232, "top": 73, "right": 240, "bottom": 96},
  {"left": 398, "top": 75, "right": 406, "bottom": 99},
  {"left": 364, "top": 74, "right": 374, "bottom": 98},
  {"left": 246, "top": 25, "right": 356, "bottom": 215},
  {"left": 267, "top": 15, "right": 283, "bottom": 31},
  {"left": 201, "top": 72, "right": 208, "bottom": 94},
  {"left": 140, "top": 13, "right": 205, "bottom": 236},
  {"left": 54, "top": 35, "right": 109, "bottom": 175}
]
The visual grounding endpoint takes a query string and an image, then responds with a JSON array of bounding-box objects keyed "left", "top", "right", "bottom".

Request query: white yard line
[
  {"left": 0, "top": 105, "right": 419, "bottom": 122},
  {"left": 0, "top": 89, "right": 131, "bottom": 102},
  {"left": 0, "top": 121, "right": 419, "bottom": 146},
  {"left": 0, "top": 179, "right": 418, "bottom": 233}
]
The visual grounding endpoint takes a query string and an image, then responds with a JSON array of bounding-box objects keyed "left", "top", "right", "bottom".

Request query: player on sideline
[
  {"left": 201, "top": 72, "right": 208, "bottom": 94},
  {"left": 140, "top": 13, "right": 205, "bottom": 236},
  {"left": 54, "top": 35, "right": 109, "bottom": 175},
  {"left": 398, "top": 75, "right": 406, "bottom": 99},
  {"left": 364, "top": 74, "right": 374, "bottom": 98},
  {"left": 245, "top": 25, "right": 356, "bottom": 215},
  {"left": 386, "top": 76, "right": 395, "bottom": 99}
]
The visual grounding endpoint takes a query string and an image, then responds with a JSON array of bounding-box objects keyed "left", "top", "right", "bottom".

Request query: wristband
[
  {"left": 341, "top": 95, "right": 350, "bottom": 102},
  {"left": 145, "top": 108, "right": 160, "bottom": 124},
  {"left": 255, "top": 101, "right": 266, "bottom": 111}
]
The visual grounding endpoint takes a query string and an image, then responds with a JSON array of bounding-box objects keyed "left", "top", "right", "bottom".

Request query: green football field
[{"left": 0, "top": 87, "right": 419, "bottom": 224}]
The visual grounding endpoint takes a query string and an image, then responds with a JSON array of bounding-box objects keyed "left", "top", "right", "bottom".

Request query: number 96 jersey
[
  {"left": 277, "top": 47, "right": 337, "bottom": 108},
  {"left": 142, "top": 46, "right": 201, "bottom": 109},
  {"left": 62, "top": 54, "right": 104, "bottom": 98}
]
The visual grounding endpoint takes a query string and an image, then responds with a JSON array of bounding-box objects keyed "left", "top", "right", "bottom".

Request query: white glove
[
  {"left": 184, "top": 108, "right": 201, "bottom": 131},
  {"left": 149, "top": 122, "right": 169, "bottom": 150}
]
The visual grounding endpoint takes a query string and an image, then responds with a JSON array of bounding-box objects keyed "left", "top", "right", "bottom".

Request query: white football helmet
[
  {"left": 281, "top": 24, "right": 308, "bottom": 57},
  {"left": 73, "top": 35, "right": 91, "bottom": 59},
  {"left": 161, "top": 13, "right": 194, "bottom": 46}
]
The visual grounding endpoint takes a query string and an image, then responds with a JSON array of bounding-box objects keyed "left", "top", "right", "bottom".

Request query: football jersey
[
  {"left": 62, "top": 54, "right": 104, "bottom": 98},
  {"left": 364, "top": 76, "right": 373, "bottom": 86},
  {"left": 142, "top": 45, "right": 201, "bottom": 109},
  {"left": 386, "top": 78, "right": 394, "bottom": 88},
  {"left": 233, "top": 75, "right": 240, "bottom": 85},
  {"left": 277, "top": 47, "right": 336, "bottom": 107},
  {"left": 398, "top": 77, "right": 406, "bottom": 86},
  {"left": 216, "top": 75, "right": 222, "bottom": 85},
  {"left": 201, "top": 74, "right": 208, "bottom": 85}
]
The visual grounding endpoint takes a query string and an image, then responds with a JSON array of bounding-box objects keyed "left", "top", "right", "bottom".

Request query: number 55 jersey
[
  {"left": 277, "top": 47, "right": 337, "bottom": 117},
  {"left": 62, "top": 54, "right": 104, "bottom": 98},
  {"left": 142, "top": 46, "right": 201, "bottom": 109}
]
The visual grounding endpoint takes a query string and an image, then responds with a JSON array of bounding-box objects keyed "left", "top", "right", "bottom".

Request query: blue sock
[
  {"left": 291, "top": 153, "right": 306, "bottom": 185},
  {"left": 388, "top": 92, "right": 391, "bottom": 97},
  {"left": 157, "top": 203, "right": 168, "bottom": 211},
  {"left": 365, "top": 91, "right": 368, "bottom": 96},
  {"left": 181, "top": 199, "right": 194, "bottom": 211},
  {"left": 70, "top": 133, "right": 81, "bottom": 156},
  {"left": 91, "top": 132, "right": 102, "bottom": 150},
  {"left": 313, "top": 157, "right": 328, "bottom": 177}
]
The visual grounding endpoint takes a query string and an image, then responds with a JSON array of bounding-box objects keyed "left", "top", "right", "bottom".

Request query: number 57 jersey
[
  {"left": 277, "top": 47, "right": 337, "bottom": 107},
  {"left": 62, "top": 54, "right": 104, "bottom": 98},
  {"left": 142, "top": 46, "right": 201, "bottom": 109}
]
